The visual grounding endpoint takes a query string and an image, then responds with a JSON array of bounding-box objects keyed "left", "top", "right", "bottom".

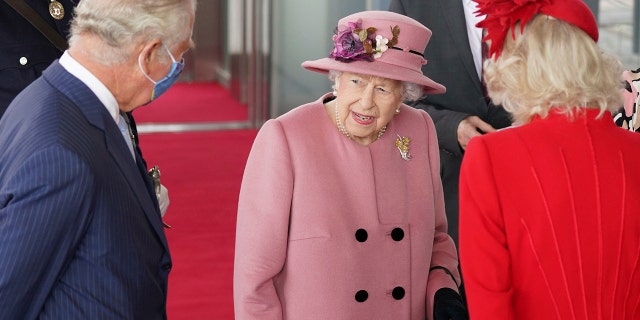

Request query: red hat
[
  {"left": 474, "top": 0, "right": 599, "bottom": 59},
  {"left": 302, "top": 10, "right": 445, "bottom": 94}
]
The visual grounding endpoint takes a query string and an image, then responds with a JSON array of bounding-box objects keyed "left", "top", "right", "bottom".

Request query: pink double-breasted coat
[{"left": 234, "top": 93, "right": 460, "bottom": 320}]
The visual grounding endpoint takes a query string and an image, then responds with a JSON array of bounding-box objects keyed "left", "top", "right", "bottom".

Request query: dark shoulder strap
[{"left": 3, "top": 0, "right": 68, "bottom": 51}]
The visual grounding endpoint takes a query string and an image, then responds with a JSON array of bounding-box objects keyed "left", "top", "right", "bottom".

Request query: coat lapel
[{"left": 42, "top": 61, "right": 169, "bottom": 251}]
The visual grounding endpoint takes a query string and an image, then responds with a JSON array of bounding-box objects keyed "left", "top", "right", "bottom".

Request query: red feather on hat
[{"left": 474, "top": 0, "right": 551, "bottom": 59}]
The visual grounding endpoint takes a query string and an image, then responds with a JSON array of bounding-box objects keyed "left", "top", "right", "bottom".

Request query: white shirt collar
[
  {"left": 462, "top": 0, "right": 485, "bottom": 79},
  {"left": 58, "top": 51, "right": 122, "bottom": 126}
]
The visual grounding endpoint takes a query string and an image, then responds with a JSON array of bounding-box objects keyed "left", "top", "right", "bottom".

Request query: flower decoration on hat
[
  {"left": 329, "top": 19, "right": 400, "bottom": 62},
  {"left": 474, "top": 0, "right": 599, "bottom": 60},
  {"left": 474, "top": 0, "right": 550, "bottom": 60}
]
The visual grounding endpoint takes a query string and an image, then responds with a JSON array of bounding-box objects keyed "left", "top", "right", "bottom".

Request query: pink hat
[
  {"left": 302, "top": 10, "right": 446, "bottom": 94},
  {"left": 475, "top": 0, "right": 599, "bottom": 59}
]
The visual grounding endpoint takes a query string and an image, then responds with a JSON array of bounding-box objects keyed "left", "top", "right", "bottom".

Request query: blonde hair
[
  {"left": 484, "top": 14, "right": 623, "bottom": 124},
  {"left": 69, "top": 0, "right": 196, "bottom": 65}
]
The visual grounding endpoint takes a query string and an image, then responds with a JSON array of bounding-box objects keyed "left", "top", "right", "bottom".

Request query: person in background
[
  {"left": 0, "top": 0, "right": 75, "bottom": 116},
  {"left": 458, "top": 0, "right": 640, "bottom": 318},
  {"left": 0, "top": 0, "right": 195, "bottom": 317},
  {"left": 615, "top": 67, "right": 640, "bottom": 132},
  {"left": 388, "top": 0, "right": 512, "bottom": 246},
  {"left": 234, "top": 10, "right": 467, "bottom": 320}
]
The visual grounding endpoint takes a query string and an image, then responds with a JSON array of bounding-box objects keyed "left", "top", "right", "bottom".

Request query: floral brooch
[
  {"left": 329, "top": 19, "right": 399, "bottom": 62},
  {"left": 395, "top": 135, "right": 411, "bottom": 161}
]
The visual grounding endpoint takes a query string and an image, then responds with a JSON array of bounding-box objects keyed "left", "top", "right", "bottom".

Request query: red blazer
[{"left": 459, "top": 109, "right": 640, "bottom": 319}]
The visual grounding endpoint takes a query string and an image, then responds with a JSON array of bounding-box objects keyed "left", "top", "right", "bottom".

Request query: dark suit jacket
[
  {"left": 0, "top": 61, "right": 171, "bottom": 319},
  {"left": 0, "top": 0, "right": 75, "bottom": 116},
  {"left": 389, "top": 0, "right": 512, "bottom": 244}
]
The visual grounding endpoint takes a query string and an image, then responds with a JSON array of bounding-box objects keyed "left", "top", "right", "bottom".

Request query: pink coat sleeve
[
  {"left": 234, "top": 120, "right": 292, "bottom": 320},
  {"left": 422, "top": 111, "right": 462, "bottom": 319},
  {"left": 458, "top": 137, "right": 516, "bottom": 319}
]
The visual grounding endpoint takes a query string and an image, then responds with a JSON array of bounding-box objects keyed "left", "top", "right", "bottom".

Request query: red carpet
[
  {"left": 139, "top": 130, "right": 256, "bottom": 320},
  {"left": 133, "top": 82, "right": 257, "bottom": 319},
  {"left": 134, "top": 82, "right": 248, "bottom": 123}
]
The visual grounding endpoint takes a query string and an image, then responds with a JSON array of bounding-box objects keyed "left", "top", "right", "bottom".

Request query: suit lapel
[
  {"left": 104, "top": 121, "right": 170, "bottom": 250},
  {"left": 438, "top": 0, "right": 484, "bottom": 92},
  {"left": 133, "top": 148, "right": 169, "bottom": 245},
  {"left": 42, "top": 62, "right": 169, "bottom": 251}
]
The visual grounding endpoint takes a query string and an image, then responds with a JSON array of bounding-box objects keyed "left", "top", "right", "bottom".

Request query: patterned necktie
[{"left": 117, "top": 113, "right": 136, "bottom": 160}]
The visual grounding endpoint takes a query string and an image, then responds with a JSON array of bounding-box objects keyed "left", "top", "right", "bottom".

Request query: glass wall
[
  {"left": 188, "top": 0, "right": 640, "bottom": 129},
  {"left": 599, "top": 0, "right": 640, "bottom": 69},
  {"left": 270, "top": 0, "right": 392, "bottom": 118}
]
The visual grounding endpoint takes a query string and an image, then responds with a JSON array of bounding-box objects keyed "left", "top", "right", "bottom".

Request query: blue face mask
[{"left": 139, "top": 43, "right": 185, "bottom": 101}]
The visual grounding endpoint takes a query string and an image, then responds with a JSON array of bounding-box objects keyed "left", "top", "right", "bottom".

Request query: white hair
[
  {"left": 328, "top": 70, "right": 424, "bottom": 101},
  {"left": 69, "top": 0, "right": 197, "bottom": 65}
]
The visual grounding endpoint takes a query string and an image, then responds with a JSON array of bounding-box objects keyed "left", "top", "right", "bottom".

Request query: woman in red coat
[
  {"left": 459, "top": 0, "right": 640, "bottom": 319},
  {"left": 234, "top": 11, "right": 467, "bottom": 320}
]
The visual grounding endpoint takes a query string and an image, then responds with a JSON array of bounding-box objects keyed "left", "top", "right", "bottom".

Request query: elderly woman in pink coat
[{"left": 234, "top": 10, "right": 466, "bottom": 320}]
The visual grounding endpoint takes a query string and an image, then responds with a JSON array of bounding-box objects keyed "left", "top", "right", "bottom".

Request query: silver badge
[{"left": 148, "top": 166, "right": 171, "bottom": 228}]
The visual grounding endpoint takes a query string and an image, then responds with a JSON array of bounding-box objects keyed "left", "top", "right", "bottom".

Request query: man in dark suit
[
  {"left": 0, "top": 0, "right": 195, "bottom": 317},
  {"left": 0, "top": 0, "right": 76, "bottom": 116},
  {"left": 389, "top": 0, "right": 512, "bottom": 245},
  {"left": 0, "top": 0, "right": 171, "bottom": 217}
]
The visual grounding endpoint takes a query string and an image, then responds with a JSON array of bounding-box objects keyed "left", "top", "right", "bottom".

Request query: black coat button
[
  {"left": 392, "top": 286, "right": 405, "bottom": 300},
  {"left": 391, "top": 228, "right": 404, "bottom": 241},
  {"left": 355, "top": 290, "right": 368, "bottom": 302},
  {"left": 355, "top": 228, "right": 368, "bottom": 242},
  {"left": 162, "top": 263, "right": 172, "bottom": 271}
]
